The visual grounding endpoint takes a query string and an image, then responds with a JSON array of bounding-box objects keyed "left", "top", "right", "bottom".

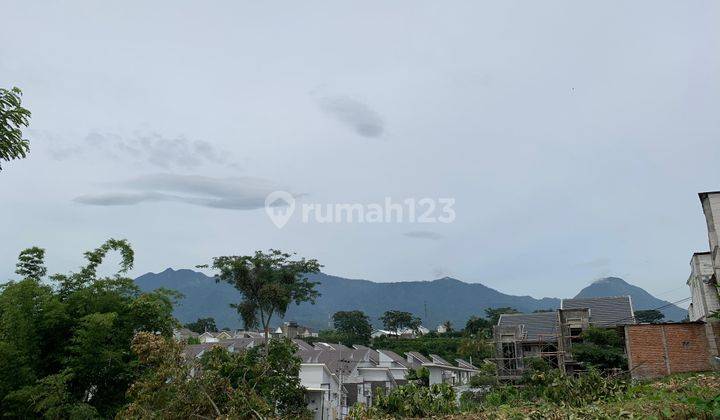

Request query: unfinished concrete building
[{"left": 491, "top": 296, "right": 634, "bottom": 380}]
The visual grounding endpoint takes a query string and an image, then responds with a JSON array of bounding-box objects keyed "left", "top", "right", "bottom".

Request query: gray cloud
[
  {"left": 49, "top": 131, "right": 240, "bottom": 170},
  {"left": 404, "top": 230, "right": 444, "bottom": 241},
  {"left": 74, "top": 173, "right": 284, "bottom": 210},
  {"left": 317, "top": 96, "right": 384, "bottom": 138}
]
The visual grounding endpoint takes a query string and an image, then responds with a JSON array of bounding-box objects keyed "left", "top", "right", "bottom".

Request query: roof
[
  {"left": 429, "top": 354, "right": 453, "bottom": 367},
  {"left": 497, "top": 312, "right": 559, "bottom": 341},
  {"left": 406, "top": 351, "right": 431, "bottom": 364},
  {"left": 561, "top": 295, "right": 635, "bottom": 327},
  {"left": 378, "top": 349, "right": 409, "bottom": 368},
  {"left": 292, "top": 339, "right": 314, "bottom": 351},
  {"left": 456, "top": 359, "right": 478, "bottom": 370}
]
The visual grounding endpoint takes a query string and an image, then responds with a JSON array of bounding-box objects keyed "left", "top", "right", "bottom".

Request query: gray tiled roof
[
  {"left": 406, "top": 351, "right": 431, "bottom": 364},
  {"left": 562, "top": 296, "right": 635, "bottom": 327},
  {"left": 456, "top": 359, "right": 478, "bottom": 370},
  {"left": 429, "top": 354, "right": 452, "bottom": 367},
  {"left": 497, "top": 312, "right": 559, "bottom": 341},
  {"left": 379, "top": 349, "right": 409, "bottom": 368}
]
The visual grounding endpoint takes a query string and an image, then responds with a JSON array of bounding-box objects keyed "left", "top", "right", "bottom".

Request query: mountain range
[{"left": 135, "top": 269, "right": 687, "bottom": 330}]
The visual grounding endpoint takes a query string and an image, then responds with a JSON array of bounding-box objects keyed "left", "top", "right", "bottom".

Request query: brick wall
[{"left": 625, "top": 323, "right": 713, "bottom": 380}]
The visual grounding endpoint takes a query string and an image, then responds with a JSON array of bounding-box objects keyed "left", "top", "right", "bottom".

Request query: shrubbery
[{"left": 348, "top": 383, "right": 456, "bottom": 418}]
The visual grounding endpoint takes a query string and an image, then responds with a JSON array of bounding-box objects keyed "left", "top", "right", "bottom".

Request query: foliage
[
  {"left": 572, "top": 326, "right": 627, "bottom": 370},
  {"left": 0, "top": 239, "right": 179, "bottom": 417},
  {"left": 333, "top": 310, "right": 372, "bottom": 346},
  {"left": 465, "top": 372, "right": 720, "bottom": 419},
  {"left": 464, "top": 315, "right": 491, "bottom": 337},
  {"left": 485, "top": 368, "right": 629, "bottom": 408},
  {"left": 15, "top": 246, "right": 47, "bottom": 280},
  {"left": 635, "top": 309, "right": 665, "bottom": 323},
  {"left": 207, "top": 249, "right": 321, "bottom": 338},
  {"left": 372, "top": 335, "right": 489, "bottom": 365},
  {"left": 348, "top": 383, "right": 456, "bottom": 419},
  {"left": 405, "top": 367, "right": 429, "bottom": 387},
  {"left": 184, "top": 317, "right": 218, "bottom": 334},
  {"left": 484, "top": 307, "right": 519, "bottom": 325},
  {"left": 0, "top": 86, "right": 31, "bottom": 170},
  {"left": 379, "top": 310, "right": 421, "bottom": 336},
  {"left": 120, "top": 333, "right": 309, "bottom": 419},
  {"left": 441, "top": 320, "right": 453, "bottom": 332}
]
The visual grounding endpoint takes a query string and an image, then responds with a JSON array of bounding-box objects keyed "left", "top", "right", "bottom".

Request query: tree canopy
[
  {"left": 120, "top": 333, "right": 308, "bottom": 419},
  {"left": 380, "top": 310, "right": 422, "bottom": 337},
  {"left": 333, "top": 310, "right": 372, "bottom": 346},
  {"left": 0, "top": 86, "right": 31, "bottom": 170},
  {"left": 208, "top": 249, "right": 321, "bottom": 340},
  {"left": 0, "top": 239, "right": 179, "bottom": 417},
  {"left": 635, "top": 309, "right": 665, "bottom": 324},
  {"left": 184, "top": 317, "right": 218, "bottom": 334}
]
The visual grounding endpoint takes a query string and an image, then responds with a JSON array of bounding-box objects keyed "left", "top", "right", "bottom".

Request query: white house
[{"left": 299, "top": 363, "right": 343, "bottom": 420}]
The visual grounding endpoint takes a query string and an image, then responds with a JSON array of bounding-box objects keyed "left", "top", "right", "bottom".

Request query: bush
[
  {"left": 572, "top": 327, "right": 627, "bottom": 370},
  {"left": 348, "top": 383, "right": 456, "bottom": 418}
]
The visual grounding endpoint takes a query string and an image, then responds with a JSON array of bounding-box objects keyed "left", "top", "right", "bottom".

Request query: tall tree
[
  {"left": 184, "top": 317, "right": 218, "bottom": 334},
  {"left": 484, "top": 307, "right": 519, "bottom": 325},
  {"left": 15, "top": 247, "right": 47, "bottom": 280},
  {"left": 380, "top": 310, "right": 422, "bottom": 338},
  {"left": 333, "top": 310, "right": 372, "bottom": 346},
  {"left": 0, "top": 87, "right": 31, "bottom": 170},
  {"left": 207, "top": 249, "right": 321, "bottom": 341},
  {"left": 635, "top": 309, "right": 664, "bottom": 324}
]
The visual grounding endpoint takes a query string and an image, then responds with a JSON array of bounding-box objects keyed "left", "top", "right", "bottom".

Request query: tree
[
  {"left": 441, "top": 320, "right": 453, "bottom": 333},
  {"left": 484, "top": 307, "right": 519, "bottom": 325},
  {"left": 207, "top": 249, "right": 321, "bottom": 341},
  {"left": 572, "top": 327, "right": 627, "bottom": 370},
  {"left": 0, "top": 240, "right": 179, "bottom": 417},
  {"left": 120, "top": 332, "right": 309, "bottom": 419},
  {"left": 0, "top": 87, "right": 31, "bottom": 170},
  {"left": 635, "top": 309, "right": 664, "bottom": 324},
  {"left": 380, "top": 310, "right": 422, "bottom": 338},
  {"left": 15, "top": 247, "right": 47, "bottom": 280},
  {"left": 464, "top": 316, "right": 491, "bottom": 336},
  {"left": 184, "top": 317, "right": 218, "bottom": 334},
  {"left": 333, "top": 310, "right": 372, "bottom": 346}
]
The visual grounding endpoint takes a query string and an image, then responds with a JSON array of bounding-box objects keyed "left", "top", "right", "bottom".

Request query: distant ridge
[
  {"left": 135, "top": 270, "right": 687, "bottom": 329},
  {"left": 574, "top": 277, "right": 686, "bottom": 321}
]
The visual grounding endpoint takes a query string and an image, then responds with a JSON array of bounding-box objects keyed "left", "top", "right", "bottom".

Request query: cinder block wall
[{"left": 625, "top": 323, "right": 713, "bottom": 380}]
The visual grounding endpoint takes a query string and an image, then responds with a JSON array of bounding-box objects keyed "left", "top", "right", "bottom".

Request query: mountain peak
[{"left": 592, "top": 276, "right": 628, "bottom": 285}]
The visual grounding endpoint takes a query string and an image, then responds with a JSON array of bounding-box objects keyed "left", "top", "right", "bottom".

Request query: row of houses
[
  {"left": 174, "top": 321, "right": 318, "bottom": 343},
  {"left": 180, "top": 336, "right": 479, "bottom": 420},
  {"left": 491, "top": 191, "right": 720, "bottom": 381}
]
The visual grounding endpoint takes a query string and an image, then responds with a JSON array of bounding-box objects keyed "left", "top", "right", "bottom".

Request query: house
[
  {"left": 173, "top": 328, "right": 199, "bottom": 342},
  {"left": 491, "top": 296, "right": 635, "bottom": 379},
  {"left": 299, "top": 363, "right": 344, "bottom": 420},
  {"left": 274, "top": 321, "right": 317, "bottom": 339},
  {"left": 198, "top": 330, "right": 232, "bottom": 343}
]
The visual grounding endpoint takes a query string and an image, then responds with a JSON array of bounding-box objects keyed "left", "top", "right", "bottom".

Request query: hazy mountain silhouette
[{"left": 135, "top": 270, "right": 687, "bottom": 330}]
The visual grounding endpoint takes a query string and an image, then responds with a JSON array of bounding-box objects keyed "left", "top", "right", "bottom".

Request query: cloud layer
[
  {"left": 49, "top": 131, "right": 240, "bottom": 170},
  {"left": 317, "top": 96, "right": 384, "bottom": 138},
  {"left": 75, "top": 173, "right": 284, "bottom": 210}
]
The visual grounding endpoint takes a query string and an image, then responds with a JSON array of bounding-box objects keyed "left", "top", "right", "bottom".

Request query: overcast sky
[{"left": 1, "top": 1, "right": 718, "bottom": 303}]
